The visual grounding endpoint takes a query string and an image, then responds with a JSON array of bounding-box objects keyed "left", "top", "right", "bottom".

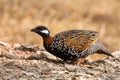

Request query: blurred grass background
[{"left": 0, "top": 0, "right": 120, "bottom": 51}]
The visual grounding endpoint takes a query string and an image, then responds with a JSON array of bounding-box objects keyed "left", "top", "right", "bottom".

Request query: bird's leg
[{"left": 76, "top": 57, "right": 86, "bottom": 65}]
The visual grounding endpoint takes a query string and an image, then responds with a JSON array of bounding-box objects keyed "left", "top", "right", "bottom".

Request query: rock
[
  {"left": 67, "top": 77, "right": 78, "bottom": 80},
  {"left": 14, "top": 44, "right": 40, "bottom": 52},
  {"left": 3, "top": 52, "right": 20, "bottom": 59},
  {"left": 114, "top": 76, "right": 120, "bottom": 80},
  {"left": 21, "top": 71, "right": 37, "bottom": 77},
  {"left": 0, "top": 41, "right": 11, "bottom": 48},
  {"left": 41, "top": 51, "right": 58, "bottom": 60},
  {"left": 112, "top": 51, "right": 120, "bottom": 58},
  {"left": 27, "top": 51, "right": 42, "bottom": 60},
  {"left": 13, "top": 43, "right": 21, "bottom": 49},
  {"left": 86, "top": 70, "right": 102, "bottom": 76},
  {"left": 0, "top": 41, "right": 120, "bottom": 80},
  {"left": 64, "top": 64, "right": 77, "bottom": 72},
  {"left": 0, "top": 49, "right": 20, "bottom": 59}
]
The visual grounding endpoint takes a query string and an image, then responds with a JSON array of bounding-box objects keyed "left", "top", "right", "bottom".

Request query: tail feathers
[
  {"left": 96, "top": 40, "right": 114, "bottom": 58},
  {"left": 97, "top": 47, "right": 114, "bottom": 58},
  {"left": 102, "top": 51, "right": 114, "bottom": 58},
  {"left": 98, "top": 46, "right": 114, "bottom": 58}
]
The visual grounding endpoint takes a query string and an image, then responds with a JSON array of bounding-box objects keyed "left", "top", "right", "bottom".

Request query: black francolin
[{"left": 31, "top": 25, "right": 113, "bottom": 65}]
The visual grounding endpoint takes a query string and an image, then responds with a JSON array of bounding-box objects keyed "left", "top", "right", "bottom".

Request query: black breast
[{"left": 44, "top": 35, "right": 80, "bottom": 60}]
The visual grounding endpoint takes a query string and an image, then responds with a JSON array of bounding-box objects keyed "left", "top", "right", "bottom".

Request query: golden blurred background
[{"left": 0, "top": 0, "right": 120, "bottom": 51}]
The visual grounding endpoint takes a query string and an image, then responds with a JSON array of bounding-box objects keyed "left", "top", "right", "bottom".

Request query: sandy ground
[{"left": 0, "top": 41, "right": 120, "bottom": 80}]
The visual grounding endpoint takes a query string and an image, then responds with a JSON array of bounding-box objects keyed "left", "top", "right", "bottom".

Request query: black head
[{"left": 31, "top": 25, "right": 50, "bottom": 37}]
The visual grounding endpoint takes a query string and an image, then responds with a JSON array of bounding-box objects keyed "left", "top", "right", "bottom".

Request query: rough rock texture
[{"left": 0, "top": 41, "right": 120, "bottom": 80}]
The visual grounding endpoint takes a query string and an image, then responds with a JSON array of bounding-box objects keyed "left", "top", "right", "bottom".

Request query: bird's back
[{"left": 54, "top": 30, "right": 99, "bottom": 52}]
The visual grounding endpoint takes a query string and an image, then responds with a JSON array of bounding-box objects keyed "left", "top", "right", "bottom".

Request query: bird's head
[{"left": 31, "top": 25, "right": 50, "bottom": 37}]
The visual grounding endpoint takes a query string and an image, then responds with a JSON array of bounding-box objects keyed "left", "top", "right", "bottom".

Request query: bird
[{"left": 31, "top": 25, "right": 114, "bottom": 65}]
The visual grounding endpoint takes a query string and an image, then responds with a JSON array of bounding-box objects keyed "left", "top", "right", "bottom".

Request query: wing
[{"left": 55, "top": 30, "right": 99, "bottom": 52}]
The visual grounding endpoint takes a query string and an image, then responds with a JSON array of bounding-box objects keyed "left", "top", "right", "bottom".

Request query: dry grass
[{"left": 0, "top": 0, "right": 120, "bottom": 51}]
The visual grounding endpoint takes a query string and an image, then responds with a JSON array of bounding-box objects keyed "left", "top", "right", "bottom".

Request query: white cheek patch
[{"left": 40, "top": 30, "right": 49, "bottom": 34}]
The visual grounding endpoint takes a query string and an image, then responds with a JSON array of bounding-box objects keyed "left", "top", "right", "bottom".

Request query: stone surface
[{"left": 0, "top": 41, "right": 120, "bottom": 80}]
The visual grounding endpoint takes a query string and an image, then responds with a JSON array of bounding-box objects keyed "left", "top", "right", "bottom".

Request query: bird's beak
[{"left": 31, "top": 28, "right": 35, "bottom": 32}]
